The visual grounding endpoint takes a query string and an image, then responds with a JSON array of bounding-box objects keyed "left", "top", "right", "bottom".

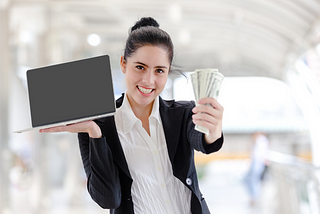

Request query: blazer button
[{"left": 186, "top": 178, "right": 192, "bottom": 185}]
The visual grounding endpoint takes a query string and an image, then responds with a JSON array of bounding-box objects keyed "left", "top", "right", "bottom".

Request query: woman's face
[{"left": 120, "top": 45, "right": 170, "bottom": 109}]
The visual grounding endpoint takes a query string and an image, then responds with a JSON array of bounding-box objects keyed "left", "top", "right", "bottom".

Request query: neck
[{"left": 126, "top": 95, "right": 154, "bottom": 121}]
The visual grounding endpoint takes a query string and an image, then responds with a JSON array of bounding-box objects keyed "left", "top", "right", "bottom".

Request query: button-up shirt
[{"left": 114, "top": 93, "right": 192, "bottom": 214}]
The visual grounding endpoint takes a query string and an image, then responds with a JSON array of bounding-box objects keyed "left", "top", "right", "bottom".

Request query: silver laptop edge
[{"left": 14, "top": 111, "right": 115, "bottom": 133}]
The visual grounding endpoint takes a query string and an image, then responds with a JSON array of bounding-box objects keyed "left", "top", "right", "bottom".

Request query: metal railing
[{"left": 268, "top": 151, "right": 320, "bottom": 214}]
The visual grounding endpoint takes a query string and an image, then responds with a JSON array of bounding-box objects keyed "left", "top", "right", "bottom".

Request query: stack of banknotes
[{"left": 190, "top": 68, "right": 224, "bottom": 135}]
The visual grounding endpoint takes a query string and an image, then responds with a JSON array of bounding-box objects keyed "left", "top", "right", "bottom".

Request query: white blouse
[{"left": 114, "top": 93, "right": 192, "bottom": 214}]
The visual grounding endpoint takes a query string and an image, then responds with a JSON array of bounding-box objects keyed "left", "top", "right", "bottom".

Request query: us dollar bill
[{"left": 190, "top": 68, "right": 224, "bottom": 135}]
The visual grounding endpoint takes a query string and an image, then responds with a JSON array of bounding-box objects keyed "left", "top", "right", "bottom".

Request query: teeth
[{"left": 138, "top": 86, "right": 153, "bottom": 94}]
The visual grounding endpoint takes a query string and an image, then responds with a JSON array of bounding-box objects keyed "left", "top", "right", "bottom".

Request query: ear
[{"left": 120, "top": 56, "right": 126, "bottom": 74}]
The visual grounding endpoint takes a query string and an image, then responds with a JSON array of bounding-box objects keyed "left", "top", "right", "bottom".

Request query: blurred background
[{"left": 1, "top": 0, "right": 320, "bottom": 213}]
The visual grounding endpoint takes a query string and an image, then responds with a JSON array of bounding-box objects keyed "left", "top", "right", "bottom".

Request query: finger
[
  {"left": 193, "top": 104, "right": 216, "bottom": 115},
  {"left": 40, "top": 125, "right": 68, "bottom": 133},
  {"left": 192, "top": 113, "right": 219, "bottom": 126},
  {"left": 53, "top": 124, "right": 83, "bottom": 133},
  {"left": 198, "top": 97, "right": 223, "bottom": 111},
  {"left": 39, "top": 127, "right": 55, "bottom": 133},
  {"left": 193, "top": 106, "right": 223, "bottom": 120},
  {"left": 193, "top": 117, "right": 222, "bottom": 137},
  {"left": 39, "top": 121, "right": 93, "bottom": 134},
  {"left": 193, "top": 118, "right": 217, "bottom": 131}
]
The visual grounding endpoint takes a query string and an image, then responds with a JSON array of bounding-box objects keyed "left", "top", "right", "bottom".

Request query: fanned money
[{"left": 190, "top": 69, "right": 224, "bottom": 135}]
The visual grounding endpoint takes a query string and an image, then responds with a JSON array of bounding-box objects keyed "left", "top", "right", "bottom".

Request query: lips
[{"left": 137, "top": 86, "right": 154, "bottom": 94}]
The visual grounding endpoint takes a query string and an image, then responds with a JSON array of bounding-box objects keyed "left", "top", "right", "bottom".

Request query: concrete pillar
[
  {"left": 0, "top": 2, "right": 12, "bottom": 214},
  {"left": 286, "top": 62, "right": 320, "bottom": 166}
]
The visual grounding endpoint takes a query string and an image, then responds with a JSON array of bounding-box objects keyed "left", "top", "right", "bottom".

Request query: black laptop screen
[{"left": 27, "top": 55, "right": 115, "bottom": 126}]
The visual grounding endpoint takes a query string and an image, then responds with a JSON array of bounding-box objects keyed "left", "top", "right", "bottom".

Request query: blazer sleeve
[
  {"left": 78, "top": 132, "right": 121, "bottom": 209},
  {"left": 186, "top": 101, "right": 224, "bottom": 154}
]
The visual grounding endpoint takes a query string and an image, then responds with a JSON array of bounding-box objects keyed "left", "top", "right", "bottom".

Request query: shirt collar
[
  {"left": 121, "top": 92, "right": 161, "bottom": 134},
  {"left": 149, "top": 94, "right": 162, "bottom": 125}
]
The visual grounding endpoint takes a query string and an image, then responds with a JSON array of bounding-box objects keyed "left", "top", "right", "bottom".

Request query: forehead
[{"left": 129, "top": 45, "right": 170, "bottom": 65}]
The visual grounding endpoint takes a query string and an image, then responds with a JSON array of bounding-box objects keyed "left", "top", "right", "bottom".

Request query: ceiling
[{"left": 7, "top": 0, "right": 320, "bottom": 80}]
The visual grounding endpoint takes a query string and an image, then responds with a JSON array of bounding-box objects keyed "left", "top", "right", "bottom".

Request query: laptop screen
[{"left": 27, "top": 55, "right": 115, "bottom": 127}]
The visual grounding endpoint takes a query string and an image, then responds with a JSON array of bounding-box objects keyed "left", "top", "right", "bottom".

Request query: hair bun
[{"left": 131, "top": 17, "right": 160, "bottom": 32}]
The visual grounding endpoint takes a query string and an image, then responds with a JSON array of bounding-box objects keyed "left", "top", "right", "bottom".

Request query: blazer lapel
[
  {"left": 103, "top": 116, "right": 131, "bottom": 178},
  {"left": 98, "top": 94, "right": 131, "bottom": 178},
  {"left": 159, "top": 97, "right": 183, "bottom": 164}
]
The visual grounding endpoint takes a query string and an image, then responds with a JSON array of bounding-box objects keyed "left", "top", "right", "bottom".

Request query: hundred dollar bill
[{"left": 190, "top": 68, "right": 224, "bottom": 135}]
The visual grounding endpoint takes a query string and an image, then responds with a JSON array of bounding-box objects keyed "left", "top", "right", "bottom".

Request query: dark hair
[{"left": 124, "top": 17, "right": 174, "bottom": 67}]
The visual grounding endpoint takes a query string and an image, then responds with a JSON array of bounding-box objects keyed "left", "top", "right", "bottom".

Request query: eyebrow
[{"left": 134, "top": 61, "right": 168, "bottom": 69}]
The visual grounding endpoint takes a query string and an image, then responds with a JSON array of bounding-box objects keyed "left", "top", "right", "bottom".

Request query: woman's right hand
[{"left": 39, "top": 120, "right": 102, "bottom": 138}]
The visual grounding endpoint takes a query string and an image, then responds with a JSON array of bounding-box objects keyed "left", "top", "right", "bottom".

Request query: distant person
[
  {"left": 40, "top": 17, "right": 224, "bottom": 214},
  {"left": 244, "top": 132, "right": 269, "bottom": 206}
]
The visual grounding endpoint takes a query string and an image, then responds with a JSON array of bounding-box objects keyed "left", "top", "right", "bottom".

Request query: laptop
[{"left": 14, "top": 55, "right": 116, "bottom": 133}]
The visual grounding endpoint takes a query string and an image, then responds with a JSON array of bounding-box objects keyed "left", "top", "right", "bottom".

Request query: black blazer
[{"left": 78, "top": 95, "right": 224, "bottom": 214}]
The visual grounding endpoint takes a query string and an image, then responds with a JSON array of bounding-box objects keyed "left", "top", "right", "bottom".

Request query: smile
[{"left": 137, "top": 86, "right": 154, "bottom": 94}]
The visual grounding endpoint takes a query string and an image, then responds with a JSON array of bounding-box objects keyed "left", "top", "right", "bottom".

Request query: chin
[
  {"left": 135, "top": 93, "right": 157, "bottom": 105},
  {"left": 137, "top": 96, "right": 156, "bottom": 105}
]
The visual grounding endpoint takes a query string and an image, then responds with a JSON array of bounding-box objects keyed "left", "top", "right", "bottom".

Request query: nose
[{"left": 141, "top": 70, "right": 154, "bottom": 85}]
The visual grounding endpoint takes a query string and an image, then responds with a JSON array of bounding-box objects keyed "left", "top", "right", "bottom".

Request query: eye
[
  {"left": 156, "top": 69, "right": 165, "bottom": 74},
  {"left": 136, "top": 65, "right": 145, "bottom": 70}
]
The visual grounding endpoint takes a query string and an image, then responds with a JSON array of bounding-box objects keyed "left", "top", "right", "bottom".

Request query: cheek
[
  {"left": 125, "top": 71, "right": 138, "bottom": 87},
  {"left": 157, "top": 77, "right": 168, "bottom": 89},
  {"left": 124, "top": 74, "right": 133, "bottom": 90}
]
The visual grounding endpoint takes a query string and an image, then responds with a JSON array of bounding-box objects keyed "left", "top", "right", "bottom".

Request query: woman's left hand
[
  {"left": 192, "top": 97, "right": 224, "bottom": 144},
  {"left": 39, "top": 120, "right": 102, "bottom": 138}
]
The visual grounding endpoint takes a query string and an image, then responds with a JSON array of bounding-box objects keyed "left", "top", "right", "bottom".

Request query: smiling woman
[
  {"left": 120, "top": 45, "right": 170, "bottom": 119},
  {"left": 40, "top": 17, "right": 224, "bottom": 214}
]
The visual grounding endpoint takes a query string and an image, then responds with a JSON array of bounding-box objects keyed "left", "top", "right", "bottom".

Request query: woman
[{"left": 40, "top": 17, "right": 224, "bottom": 214}]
